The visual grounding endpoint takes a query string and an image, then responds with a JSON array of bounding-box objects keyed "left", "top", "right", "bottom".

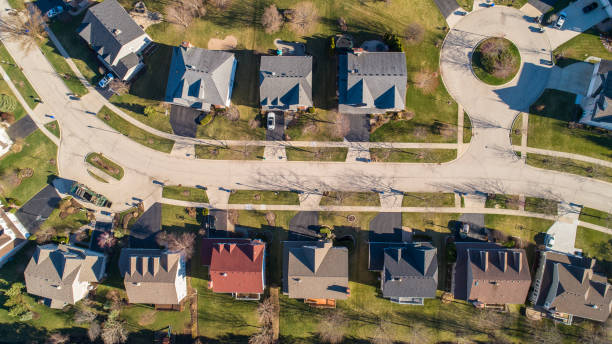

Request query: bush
[
  {"left": 0, "top": 112, "right": 15, "bottom": 124},
  {"left": 308, "top": 107, "right": 316, "bottom": 113},
  {"left": 0, "top": 94, "right": 16, "bottom": 113},
  {"left": 383, "top": 33, "right": 403, "bottom": 52},
  {"left": 144, "top": 106, "right": 156, "bottom": 117},
  {"left": 329, "top": 36, "right": 336, "bottom": 55}
]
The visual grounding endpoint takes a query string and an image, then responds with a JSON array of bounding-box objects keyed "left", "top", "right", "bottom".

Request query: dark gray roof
[
  {"left": 369, "top": 241, "right": 412, "bottom": 271},
  {"left": 283, "top": 241, "right": 349, "bottom": 300},
  {"left": 113, "top": 52, "right": 140, "bottom": 79},
  {"left": 339, "top": 52, "right": 407, "bottom": 114},
  {"left": 77, "top": 0, "right": 147, "bottom": 68},
  {"left": 165, "top": 46, "right": 236, "bottom": 111},
  {"left": 381, "top": 242, "right": 438, "bottom": 299},
  {"left": 260, "top": 56, "right": 312, "bottom": 110}
]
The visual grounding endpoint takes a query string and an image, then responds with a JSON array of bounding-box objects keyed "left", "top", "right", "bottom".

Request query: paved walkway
[{"left": 514, "top": 146, "right": 612, "bottom": 168}]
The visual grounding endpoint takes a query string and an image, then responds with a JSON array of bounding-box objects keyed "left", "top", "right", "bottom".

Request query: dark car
[{"left": 583, "top": 2, "right": 598, "bottom": 13}]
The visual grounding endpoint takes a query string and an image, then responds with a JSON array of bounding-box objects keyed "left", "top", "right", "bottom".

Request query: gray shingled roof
[
  {"left": 381, "top": 242, "right": 438, "bottom": 299},
  {"left": 534, "top": 251, "right": 612, "bottom": 322},
  {"left": 283, "top": 241, "right": 349, "bottom": 300},
  {"left": 338, "top": 52, "right": 407, "bottom": 114},
  {"left": 119, "top": 248, "right": 186, "bottom": 305},
  {"left": 165, "top": 46, "right": 236, "bottom": 111},
  {"left": 77, "top": 0, "right": 146, "bottom": 69},
  {"left": 369, "top": 242, "right": 412, "bottom": 271},
  {"left": 24, "top": 244, "right": 106, "bottom": 305},
  {"left": 260, "top": 56, "right": 313, "bottom": 110}
]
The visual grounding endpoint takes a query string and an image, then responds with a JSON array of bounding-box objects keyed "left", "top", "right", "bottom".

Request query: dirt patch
[
  {"left": 413, "top": 70, "right": 439, "bottom": 94},
  {"left": 208, "top": 35, "right": 238, "bottom": 50},
  {"left": 138, "top": 310, "right": 157, "bottom": 326}
]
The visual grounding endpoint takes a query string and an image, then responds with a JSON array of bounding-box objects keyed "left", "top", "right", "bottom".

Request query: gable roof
[
  {"left": 283, "top": 241, "right": 349, "bottom": 300},
  {"left": 381, "top": 242, "right": 438, "bottom": 299},
  {"left": 165, "top": 46, "right": 236, "bottom": 110},
  {"left": 24, "top": 244, "right": 106, "bottom": 304},
  {"left": 259, "top": 56, "right": 313, "bottom": 109},
  {"left": 338, "top": 52, "right": 407, "bottom": 114},
  {"left": 535, "top": 251, "right": 612, "bottom": 322},
  {"left": 201, "top": 238, "right": 253, "bottom": 266},
  {"left": 209, "top": 241, "right": 265, "bottom": 294},
  {"left": 368, "top": 241, "right": 412, "bottom": 271},
  {"left": 77, "top": 0, "right": 147, "bottom": 67}
]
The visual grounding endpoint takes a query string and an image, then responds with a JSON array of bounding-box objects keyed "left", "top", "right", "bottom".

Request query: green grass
[
  {"left": 0, "top": 78, "right": 26, "bottom": 122},
  {"left": 528, "top": 89, "right": 611, "bottom": 162},
  {"left": 38, "top": 198, "right": 89, "bottom": 233},
  {"left": 370, "top": 148, "right": 457, "bottom": 163},
  {"left": 39, "top": 38, "right": 88, "bottom": 97},
  {"left": 0, "top": 44, "right": 39, "bottom": 109},
  {"left": 162, "top": 185, "right": 209, "bottom": 203},
  {"left": 319, "top": 191, "right": 380, "bottom": 207},
  {"left": 161, "top": 203, "right": 205, "bottom": 233},
  {"left": 554, "top": 28, "right": 612, "bottom": 66},
  {"left": 285, "top": 109, "right": 344, "bottom": 142},
  {"left": 456, "top": 0, "right": 474, "bottom": 11},
  {"left": 0, "top": 130, "right": 57, "bottom": 205},
  {"left": 229, "top": 190, "right": 300, "bottom": 205},
  {"left": 7, "top": 0, "right": 24, "bottom": 10},
  {"left": 579, "top": 207, "right": 612, "bottom": 228},
  {"left": 526, "top": 153, "right": 612, "bottom": 184},
  {"left": 194, "top": 145, "right": 264, "bottom": 160},
  {"left": 485, "top": 194, "right": 520, "bottom": 210},
  {"left": 121, "top": 303, "right": 191, "bottom": 338},
  {"left": 524, "top": 197, "right": 558, "bottom": 216},
  {"left": 97, "top": 106, "right": 174, "bottom": 153},
  {"left": 575, "top": 226, "right": 612, "bottom": 277},
  {"left": 511, "top": 114, "right": 522, "bottom": 146},
  {"left": 495, "top": 0, "right": 528, "bottom": 8},
  {"left": 402, "top": 192, "right": 455, "bottom": 207},
  {"left": 43, "top": 121, "right": 60, "bottom": 138},
  {"left": 484, "top": 214, "right": 553, "bottom": 248},
  {"left": 285, "top": 147, "right": 348, "bottom": 161},
  {"left": 472, "top": 37, "right": 521, "bottom": 85},
  {"left": 85, "top": 153, "right": 124, "bottom": 180},
  {"left": 463, "top": 112, "right": 472, "bottom": 144}
]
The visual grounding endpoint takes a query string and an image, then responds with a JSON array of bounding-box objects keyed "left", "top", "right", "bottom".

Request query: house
[
  {"left": 259, "top": 56, "right": 313, "bottom": 112},
  {"left": 200, "top": 237, "right": 252, "bottom": 266},
  {"left": 338, "top": 50, "right": 407, "bottom": 114},
  {"left": 77, "top": 0, "right": 152, "bottom": 81},
  {"left": 369, "top": 242, "right": 438, "bottom": 305},
  {"left": 283, "top": 240, "right": 350, "bottom": 308},
  {"left": 0, "top": 204, "right": 29, "bottom": 268},
  {"left": 165, "top": 43, "right": 237, "bottom": 111},
  {"left": 529, "top": 251, "right": 612, "bottom": 325},
  {"left": 452, "top": 242, "right": 531, "bottom": 307},
  {"left": 119, "top": 249, "right": 187, "bottom": 309},
  {"left": 0, "top": 128, "right": 12, "bottom": 157},
  {"left": 207, "top": 241, "right": 265, "bottom": 300},
  {"left": 576, "top": 60, "right": 612, "bottom": 130},
  {"left": 24, "top": 244, "right": 106, "bottom": 308}
]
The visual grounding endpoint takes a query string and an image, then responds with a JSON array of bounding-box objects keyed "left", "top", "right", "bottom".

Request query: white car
[
  {"left": 554, "top": 12, "right": 567, "bottom": 30},
  {"left": 46, "top": 6, "right": 64, "bottom": 18},
  {"left": 267, "top": 112, "right": 275, "bottom": 130},
  {"left": 98, "top": 73, "right": 114, "bottom": 88},
  {"left": 545, "top": 234, "right": 555, "bottom": 248}
]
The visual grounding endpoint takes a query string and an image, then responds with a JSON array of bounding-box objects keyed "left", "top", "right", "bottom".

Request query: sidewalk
[{"left": 513, "top": 145, "right": 612, "bottom": 168}]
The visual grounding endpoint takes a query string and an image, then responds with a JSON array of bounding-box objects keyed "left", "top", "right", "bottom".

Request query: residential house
[
  {"left": 24, "top": 244, "right": 106, "bottom": 308},
  {"left": 369, "top": 242, "right": 438, "bottom": 305},
  {"left": 165, "top": 43, "right": 237, "bottom": 111},
  {"left": 283, "top": 241, "right": 350, "bottom": 308},
  {"left": 452, "top": 242, "right": 531, "bottom": 307},
  {"left": 0, "top": 201, "right": 29, "bottom": 268},
  {"left": 338, "top": 50, "right": 407, "bottom": 114},
  {"left": 119, "top": 249, "right": 187, "bottom": 309},
  {"left": 77, "top": 0, "right": 152, "bottom": 81},
  {"left": 530, "top": 250, "right": 612, "bottom": 325},
  {"left": 576, "top": 60, "right": 612, "bottom": 130},
  {"left": 259, "top": 56, "right": 313, "bottom": 112}
]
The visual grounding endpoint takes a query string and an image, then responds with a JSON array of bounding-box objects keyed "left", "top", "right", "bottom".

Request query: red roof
[
  {"left": 201, "top": 238, "right": 252, "bottom": 266},
  {"left": 209, "top": 241, "right": 265, "bottom": 294}
]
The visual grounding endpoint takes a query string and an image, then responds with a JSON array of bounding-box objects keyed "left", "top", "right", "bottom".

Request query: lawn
[
  {"left": 284, "top": 110, "right": 344, "bottom": 142},
  {"left": 402, "top": 192, "right": 455, "bottom": 207},
  {"left": 0, "top": 78, "right": 26, "bottom": 122},
  {"left": 575, "top": 226, "right": 612, "bottom": 277},
  {"left": 511, "top": 114, "right": 522, "bottom": 146},
  {"left": 85, "top": 153, "right": 124, "bottom": 180},
  {"left": 579, "top": 207, "right": 612, "bottom": 228},
  {"left": 485, "top": 194, "right": 520, "bottom": 210},
  {"left": 96, "top": 106, "right": 175, "bottom": 153},
  {"left": 524, "top": 197, "right": 558, "bottom": 216},
  {"left": 7, "top": 0, "right": 24, "bottom": 10},
  {"left": 44, "top": 121, "right": 60, "bottom": 138},
  {"left": 285, "top": 147, "right": 348, "bottom": 162},
  {"left": 319, "top": 191, "right": 380, "bottom": 207},
  {"left": 39, "top": 38, "right": 88, "bottom": 97},
  {"left": 0, "top": 130, "right": 58, "bottom": 205},
  {"left": 370, "top": 148, "right": 457, "bottom": 163},
  {"left": 456, "top": 0, "right": 474, "bottom": 11},
  {"left": 229, "top": 190, "right": 300, "bottom": 205},
  {"left": 0, "top": 44, "right": 39, "bottom": 109},
  {"left": 38, "top": 197, "right": 90, "bottom": 233},
  {"left": 463, "top": 112, "right": 472, "bottom": 144},
  {"left": 160, "top": 204, "right": 205, "bottom": 232},
  {"left": 526, "top": 153, "right": 612, "bottom": 184},
  {"left": 472, "top": 37, "right": 520, "bottom": 86},
  {"left": 554, "top": 28, "right": 612, "bottom": 66},
  {"left": 121, "top": 302, "right": 191, "bottom": 340},
  {"left": 495, "top": 0, "right": 528, "bottom": 8},
  {"left": 484, "top": 214, "right": 553, "bottom": 244},
  {"left": 195, "top": 145, "right": 264, "bottom": 160},
  {"left": 162, "top": 185, "right": 209, "bottom": 203},
  {"left": 528, "top": 89, "right": 612, "bottom": 162}
]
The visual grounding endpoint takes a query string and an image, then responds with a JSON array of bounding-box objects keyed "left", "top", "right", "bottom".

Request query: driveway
[
  {"left": 369, "top": 212, "right": 402, "bottom": 242},
  {"left": 7, "top": 115, "right": 37, "bottom": 141},
  {"left": 345, "top": 114, "right": 369, "bottom": 142},
  {"left": 266, "top": 111, "right": 285, "bottom": 141},
  {"left": 33, "top": 0, "right": 63, "bottom": 14},
  {"left": 433, "top": 0, "right": 460, "bottom": 18},
  {"left": 288, "top": 211, "right": 319, "bottom": 240},
  {"left": 545, "top": 0, "right": 610, "bottom": 49},
  {"left": 170, "top": 104, "right": 201, "bottom": 138},
  {"left": 15, "top": 185, "right": 61, "bottom": 233},
  {"left": 545, "top": 203, "right": 581, "bottom": 254},
  {"left": 546, "top": 62, "right": 596, "bottom": 95},
  {"left": 129, "top": 202, "right": 161, "bottom": 248}
]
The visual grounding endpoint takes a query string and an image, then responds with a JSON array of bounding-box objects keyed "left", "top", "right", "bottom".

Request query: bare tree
[
  {"left": 257, "top": 297, "right": 279, "bottom": 326},
  {"left": 156, "top": 231, "right": 196, "bottom": 259},
  {"left": 249, "top": 326, "right": 274, "bottom": 344},
  {"left": 101, "top": 319, "right": 128, "bottom": 344},
  {"left": 262, "top": 4, "right": 283, "bottom": 34},
  {"left": 88, "top": 321, "right": 102, "bottom": 342},
  {"left": 288, "top": 2, "right": 318, "bottom": 35},
  {"left": 46, "top": 333, "right": 69, "bottom": 344},
  {"left": 0, "top": 7, "right": 46, "bottom": 50},
  {"left": 223, "top": 105, "right": 240, "bottom": 121},
  {"left": 74, "top": 307, "right": 97, "bottom": 324},
  {"left": 97, "top": 232, "right": 117, "bottom": 250},
  {"left": 404, "top": 23, "right": 424, "bottom": 44},
  {"left": 318, "top": 310, "right": 347, "bottom": 344},
  {"left": 109, "top": 79, "right": 129, "bottom": 95},
  {"left": 165, "top": 0, "right": 205, "bottom": 28}
]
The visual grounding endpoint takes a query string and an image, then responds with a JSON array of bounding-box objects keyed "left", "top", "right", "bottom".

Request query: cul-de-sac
[{"left": 0, "top": 0, "right": 611, "bottom": 342}]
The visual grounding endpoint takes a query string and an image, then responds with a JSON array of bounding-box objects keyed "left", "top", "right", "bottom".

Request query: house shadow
[
  {"left": 128, "top": 43, "right": 174, "bottom": 101},
  {"left": 494, "top": 62, "right": 554, "bottom": 113}
]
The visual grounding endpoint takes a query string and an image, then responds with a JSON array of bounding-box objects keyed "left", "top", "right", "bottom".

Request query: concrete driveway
[
  {"left": 7, "top": 115, "right": 37, "bottom": 141},
  {"left": 545, "top": 0, "right": 610, "bottom": 49},
  {"left": 129, "top": 202, "right": 161, "bottom": 248},
  {"left": 369, "top": 212, "right": 402, "bottom": 242},
  {"left": 265, "top": 111, "right": 285, "bottom": 141},
  {"left": 170, "top": 104, "right": 201, "bottom": 138},
  {"left": 15, "top": 185, "right": 61, "bottom": 233},
  {"left": 288, "top": 211, "right": 319, "bottom": 240},
  {"left": 546, "top": 203, "right": 581, "bottom": 254},
  {"left": 546, "top": 62, "right": 596, "bottom": 95}
]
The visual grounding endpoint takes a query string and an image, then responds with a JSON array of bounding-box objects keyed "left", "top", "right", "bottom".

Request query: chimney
[
  {"left": 499, "top": 251, "right": 508, "bottom": 272},
  {"left": 480, "top": 251, "right": 488, "bottom": 271},
  {"left": 112, "top": 28, "right": 122, "bottom": 36},
  {"left": 151, "top": 257, "right": 160, "bottom": 276},
  {"left": 129, "top": 256, "right": 138, "bottom": 275}
]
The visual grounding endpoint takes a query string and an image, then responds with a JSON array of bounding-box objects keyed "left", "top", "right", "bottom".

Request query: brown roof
[
  {"left": 453, "top": 242, "right": 531, "bottom": 304},
  {"left": 209, "top": 241, "right": 265, "bottom": 294}
]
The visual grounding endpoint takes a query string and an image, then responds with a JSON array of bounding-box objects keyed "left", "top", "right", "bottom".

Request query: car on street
[
  {"left": 267, "top": 112, "right": 275, "bottom": 130},
  {"left": 583, "top": 2, "right": 598, "bottom": 13},
  {"left": 554, "top": 12, "right": 567, "bottom": 29},
  {"left": 98, "top": 73, "right": 114, "bottom": 88},
  {"left": 545, "top": 234, "right": 555, "bottom": 248},
  {"left": 46, "top": 6, "right": 63, "bottom": 18}
]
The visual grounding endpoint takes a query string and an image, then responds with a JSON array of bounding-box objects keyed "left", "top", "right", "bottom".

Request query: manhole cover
[{"left": 347, "top": 215, "right": 356, "bottom": 222}]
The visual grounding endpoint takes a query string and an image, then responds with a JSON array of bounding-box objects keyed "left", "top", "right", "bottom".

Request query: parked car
[
  {"left": 583, "top": 2, "right": 598, "bottom": 13},
  {"left": 267, "top": 112, "right": 275, "bottom": 130},
  {"left": 554, "top": 12, "right": 567, "bottom": 29},
  {"left": 98, "top": 73, "right": 114, "bottom": 88},
  {"left": 46, "top": 6, "right": 63, "bottom": 18},
  {"left": 545, "top": 234, "right": 555, "bottom": 248}
]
